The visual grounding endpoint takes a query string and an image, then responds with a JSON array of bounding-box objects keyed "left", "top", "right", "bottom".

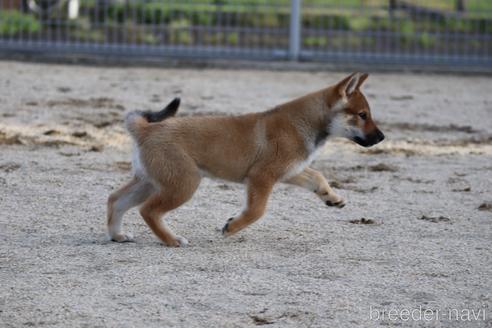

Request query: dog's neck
[
  {"left": 314, "top": 129, "right": 330, "bottom": 147},
  {"left": 300, "top": 89, "right": 346, "bottom": 153},
  {"left": 265, "top": 87, "right": 345, "bottom": 155}
]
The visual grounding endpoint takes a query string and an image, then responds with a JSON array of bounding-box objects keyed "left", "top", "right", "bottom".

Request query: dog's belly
[
  {"left": 184, "top": 137, "right": 258, "bottom": 183},
  {"left": 197, "top": 164, "right": 249, "bottom": 183}
]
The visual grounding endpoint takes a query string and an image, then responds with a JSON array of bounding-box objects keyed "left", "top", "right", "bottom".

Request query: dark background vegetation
[{"left": 1, "top": 0, "right": 491, "bottom": 62}]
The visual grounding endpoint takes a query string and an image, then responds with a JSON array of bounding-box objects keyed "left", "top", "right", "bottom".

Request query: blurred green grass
[{"left": 0, "top": 10, "right": 40, "bottom": 35}]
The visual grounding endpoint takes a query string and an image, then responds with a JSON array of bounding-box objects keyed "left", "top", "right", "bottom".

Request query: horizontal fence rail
[{"left": 0, "top": 0, "right": 491, "bottom": 69}]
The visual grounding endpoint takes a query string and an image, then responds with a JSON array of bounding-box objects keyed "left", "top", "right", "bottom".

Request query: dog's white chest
[{"left": 282, "top": 146, "right": 322, "bottom": 180}]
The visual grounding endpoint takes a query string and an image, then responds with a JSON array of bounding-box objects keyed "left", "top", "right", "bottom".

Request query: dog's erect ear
[
  {"left": 336, "top": 73, "right": 368, "bottom": 97},
  {"left": 356, "top": 73, "right": 369, "bottom": 90}
]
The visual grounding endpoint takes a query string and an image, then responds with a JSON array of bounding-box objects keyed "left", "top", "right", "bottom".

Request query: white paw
[
  {"left": 175, "top": 235, "right": 188, "bottom": 247},
  {"left": 110, "top": 233, "right": 134, "bottom": 243}
]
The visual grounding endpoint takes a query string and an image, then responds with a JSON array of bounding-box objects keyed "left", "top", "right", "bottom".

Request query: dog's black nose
[{"left": 376, "top": 129, "right": 385, "bottom": 142}]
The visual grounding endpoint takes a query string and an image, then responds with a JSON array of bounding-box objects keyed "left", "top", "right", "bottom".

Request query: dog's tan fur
[{"left": 107, "top": 73, "right": 384, "bottom": 246}]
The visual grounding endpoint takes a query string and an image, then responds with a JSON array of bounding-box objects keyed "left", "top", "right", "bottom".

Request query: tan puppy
[{"left": 107, "top": 73, "right": 384, "bottom": 246}]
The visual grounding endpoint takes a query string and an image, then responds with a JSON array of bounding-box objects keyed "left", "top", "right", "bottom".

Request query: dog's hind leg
[
  {"left": 139, "top": 156, "right": 201, "bottom": 247},
  {"left": 107, "top": 177, "right": 155, "bottom": 242},
  {"left": 284, "top": 167, "right": 345, "bottom": 208}
]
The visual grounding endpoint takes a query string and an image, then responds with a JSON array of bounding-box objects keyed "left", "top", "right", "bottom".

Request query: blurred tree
[
  {"left": 456, "top": 0, "right": 465, "bottom": 12},
  {"left": 20, "top": 0, "right": 79, "bottom": 19},
  {"left": 0, "top": 0, "right": 24, "bottom": 10}
]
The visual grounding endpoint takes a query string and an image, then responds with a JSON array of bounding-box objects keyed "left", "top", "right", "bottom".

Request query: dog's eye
[{"left": 358, "top": 112, "right": 367, "bottom": 120}]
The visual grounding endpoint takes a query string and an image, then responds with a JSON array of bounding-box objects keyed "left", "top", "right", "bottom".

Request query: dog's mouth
[
  {"left": 353, "top": 136, "right": 373, "bottom": 147},
  {"left": 352, "top": 130, "right": 385, "bottom": 148}
]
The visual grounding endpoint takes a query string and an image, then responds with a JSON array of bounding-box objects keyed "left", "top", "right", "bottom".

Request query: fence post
[{"left": 289, "top": 0, "right": 301, "bottom": 61}]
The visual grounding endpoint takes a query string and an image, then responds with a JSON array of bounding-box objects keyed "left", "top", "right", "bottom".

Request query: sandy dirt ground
[{"left": 0, "top": 61, "right": 491, "bottom": 328}]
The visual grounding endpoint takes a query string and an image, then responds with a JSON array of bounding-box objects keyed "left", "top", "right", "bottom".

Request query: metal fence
[{"left": 0, "top": 0, "right": 491, "bottom": 69}]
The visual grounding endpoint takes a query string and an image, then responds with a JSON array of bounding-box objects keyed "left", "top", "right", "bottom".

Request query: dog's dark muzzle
[{"left": 353, "top": 129, "right": 385, "bottom": 147}]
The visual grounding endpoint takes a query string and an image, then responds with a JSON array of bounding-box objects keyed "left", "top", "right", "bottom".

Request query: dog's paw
[
  {"left": 222, "top": 217, "right": 234, "bottom": 236},
  {"left": 110, "top": 233, "right": 134, "bottom": 243},
  {"left": 325, "top": 198, "right": 346, "bottom": 208},
  {"left": 167, "top": 235, "right": 188, "bottom": 247},
  {"left": 317, "top": 190, "right": 346, "bottom": 209},
  {"left": 175, "top": 235, "right": 188, "bottom": 247}
]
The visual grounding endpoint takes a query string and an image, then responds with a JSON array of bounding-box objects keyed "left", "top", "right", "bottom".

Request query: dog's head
[{"left": 328, "top": 73, "right": 384, "bottom": 147}]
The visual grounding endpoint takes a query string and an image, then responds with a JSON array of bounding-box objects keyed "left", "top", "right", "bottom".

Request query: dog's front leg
[
  {"left": 222, "top": 176, "right": 274, "bottom": 236},
  {"left": 285, "top": 167, "right": 345, "bottom": 208}
]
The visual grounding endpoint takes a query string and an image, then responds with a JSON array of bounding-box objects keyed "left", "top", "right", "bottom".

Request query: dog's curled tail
[{"left": 125, "top": 97, "right": 181, "bottom": 140}]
